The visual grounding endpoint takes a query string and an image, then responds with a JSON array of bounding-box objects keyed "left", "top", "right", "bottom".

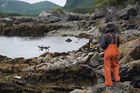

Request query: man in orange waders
[{"left": 99, "top": 23, "right": 120, "bottom": 87}]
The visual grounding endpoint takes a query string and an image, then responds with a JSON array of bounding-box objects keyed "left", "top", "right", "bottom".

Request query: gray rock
[
  {"left": 39, "top": 11, "right": 60, "bottom": 22},
  {"left": 0, "top": 18, "right": 13, "bottom": 23},
  {"left": 130, "top": 76, "right": 140, "bottom": 88},
  {"left": 70, "top": 89, "right": 88, "bottom": 93},
  {"left": 96, "top": 69, "right": 104, "bottom": 84},
  {"left": 66, "top": 38, "right": 72, "bottom": 42},
  {"left": 92, "top": 8, "right": 106, "bottom": 20},
  {"left": 119, "top": 38, "right": 140, "bottom": 58},
  {"left": 77, "top": 52, "right": 94, "bottom": 64},
  {"left": 34, "top": 57, "right": 44, "bottom": 64},
  {"left": 119, "top": 55, "right": 134, "bottom": 65},
  {"left": 42, "top": 89, "right": 55, "bottom": 93},
  {"left": 117, "top": 5, "right": 137, "bottom": 20},
  {"left": 35, "top": 65, "right": 97, "bottom": 87},
  {"left": 43, "top": 54, "right": 53, "bottom": 62},
  {"left": 137, "top": 26, "right": 140, "bottom": 31},
  {"left": 67, "top": 13, "right": 80, "bottom": 21},
  {"left": 120, "top": 59, "right": 140, "bottom": 81},
  {"left": 39, "top": 10, "right": 88, "bottom": 22},
  {"left": 129, "top": 40, "right": 140, "bottom": 60},
  {"left": 88, "top": 52, "right": 100, "bottom": 68},
  {"left": 106, "top": 7, "right": 118, "bottom": 22},
  {"left": 89, "top": 82, "right": 132, "bottom": 93}
]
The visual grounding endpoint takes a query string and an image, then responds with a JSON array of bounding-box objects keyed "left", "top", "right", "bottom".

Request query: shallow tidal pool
[{"left": 0, "top": 36, "right": 88, "bottom": 58}]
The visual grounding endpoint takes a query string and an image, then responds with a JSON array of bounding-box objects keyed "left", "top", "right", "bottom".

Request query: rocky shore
[
  {"left": 0, "top": 38, "right": 140, "bottom": 93},
  {"left": 0, "top": 1, "right": 140, "bottom": 93}
]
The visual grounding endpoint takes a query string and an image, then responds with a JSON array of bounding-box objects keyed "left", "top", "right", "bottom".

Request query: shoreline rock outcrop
[
  {"left": 0, "top": 35, "right": 140, "bottom": 92},
  {"left": 0, "top": 2, "right": 140, "bottom": 93}
]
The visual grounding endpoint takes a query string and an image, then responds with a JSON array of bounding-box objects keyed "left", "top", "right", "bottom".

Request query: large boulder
[
  {"left": 39, "top": 10, "right": 88, "bottom": 22},
  {"left": 117, "top": 5, "right": 137, "bottom": 20},
  {"left": 119, "top": 55, "right": 134, "bottom": 65},
  {"left": 120, "top": 59, "right": 140, "bottom": 82},
  {"left": 39, "top": 10, "right": 68, "bottom": 22},
  {"left": 39, "top": 11, "right": 60, "bottom": 22},
  {"left": 120, "top": 30, "right": 140, "bottom": 43},
  {"left": 92, "top": 8, "right": 106, "bottom": 20},
  {"left": 119, "top": 38, "right": 140, "bottom": 60},
  {"left": 89, "top": 82, "right": 133, "bottom": 93},
  {"left": 91, "top": 7, "right": 119, "bottom": 21}
]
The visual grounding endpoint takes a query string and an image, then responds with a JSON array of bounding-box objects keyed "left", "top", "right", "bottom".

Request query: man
[{"left": 99, "top": 23, "right": 120, "bottom": 87}]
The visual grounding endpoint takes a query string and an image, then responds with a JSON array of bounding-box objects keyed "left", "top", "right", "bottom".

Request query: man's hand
[{"left": 95, "top": 44, "right": 100, "bottom": 48}]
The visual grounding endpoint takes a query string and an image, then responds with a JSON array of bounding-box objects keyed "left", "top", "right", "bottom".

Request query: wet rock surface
[
  {"left": 65, "top": 38, "right": 72, "bottom": 42},
  {"left": 117, "top": 5, "right": 137, "bottom": 20},
  {"left": 0, "top": 22, "right": 75, "bottom": 36},
  {"left": 1, "top": 38, "right": 140, "bottom": 92},
  {"left": 0, "top": 2, "right": 140, "bottom": 93}
]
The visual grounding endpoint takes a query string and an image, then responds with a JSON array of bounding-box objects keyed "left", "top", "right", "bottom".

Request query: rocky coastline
[{"left": 0, "top": 2, "right": 140, "bottom": 93}]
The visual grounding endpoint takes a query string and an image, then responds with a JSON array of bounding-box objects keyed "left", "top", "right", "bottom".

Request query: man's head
[
  {"left": 98, "top": 22, "right": 120, "bottom": 34},
  {"left": 105, "top": 23, "right": 116, "bottom": 32}
]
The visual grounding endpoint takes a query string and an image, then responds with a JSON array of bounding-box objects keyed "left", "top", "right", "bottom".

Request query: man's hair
[
  {"left": 105, "top": 23, "right": 116, "bottom": 31},
  {"left": 98, "top": 22, "right": 120, "bottom": 34}
]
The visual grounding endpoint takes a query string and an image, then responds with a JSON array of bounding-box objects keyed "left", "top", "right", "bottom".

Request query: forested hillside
[
  {"left": 95, "top": 0, "right": 137, "bottom": 8},
  {"left": 64, "top": 0, "right": 95, "bottom": 13},
  {"left": 64, "top": 0, "right": 138, "bottom": 13},
  {"left": 0, "top": 0, "right": 61, "bottom": 14}
]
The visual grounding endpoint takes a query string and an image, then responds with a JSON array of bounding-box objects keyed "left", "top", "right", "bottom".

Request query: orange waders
[{"left": 104, "top": 33, "right": 120, "bottom": 86}]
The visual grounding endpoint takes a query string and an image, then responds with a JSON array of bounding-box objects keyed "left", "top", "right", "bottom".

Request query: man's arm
[{"left": 99, "top": 34, "right": 108, "bottom": 50}]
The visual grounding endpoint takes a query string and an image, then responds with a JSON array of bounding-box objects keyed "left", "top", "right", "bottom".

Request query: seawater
[{"left": 0, "top": 36, "right": 88, "bottom": 58}]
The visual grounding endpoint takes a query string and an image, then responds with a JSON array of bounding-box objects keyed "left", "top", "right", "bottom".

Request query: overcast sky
[{"left": 19, "top": 0, "right": 67, "bottom": 6}]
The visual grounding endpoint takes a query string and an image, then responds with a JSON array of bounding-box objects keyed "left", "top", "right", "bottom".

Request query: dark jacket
[{"left": 99, "top": 30, "right": 120, "bottom": 50}]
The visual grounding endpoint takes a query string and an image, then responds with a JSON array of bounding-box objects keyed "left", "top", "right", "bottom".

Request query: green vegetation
[
  {"left": 64, "top": 0, "right": 96, "bottom": 14},
  {"left": 0, "top": 11, "right": 22, "bottom": 17},
  {"left": 29, "top": 1, "right": 61, "bottom": 14},
  {"left": 0, "top": 0, "right": 138, "bottom": 15},
  {"left": 63, "top": 0, "right": 138, "bottom": 14},
  {"left": 95, "top": 0, "right": 137, "bottom": 8},
  {"left": 0, "top": 11, "right": 40, "bottom": 17},
  {"left": 0, "top": 0, "right": 61, "bottom": 14}
]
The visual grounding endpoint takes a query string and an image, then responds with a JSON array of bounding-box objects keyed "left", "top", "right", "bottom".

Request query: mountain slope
[
  {"left": 30, "top": 1, "right": 61, "bottom": 14},
  {"left": 0, "top": 0, "right": 61, "bottom": 14},
  {"left": 64, "top": 0, "right": 95, "bottom": 13},
  {"left": 0, "top": 0, "right": 30, "bottom": 14},
  {"left": 63, "top": 0, "right": 138, "bottom": 13}
]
